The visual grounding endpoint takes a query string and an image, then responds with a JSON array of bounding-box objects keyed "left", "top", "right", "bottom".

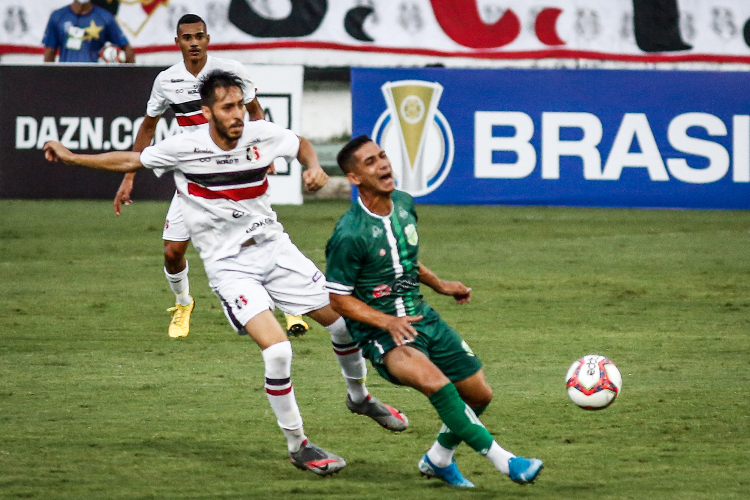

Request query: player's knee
[
  {"left": 163, "top": 242, "right": 186, "bottom": 266},
  {"left": 473, "top": 385, "right": 493, "bottom": 407},
  {"left": 262, "top": 340, "right": 293, "bottom": 378}
]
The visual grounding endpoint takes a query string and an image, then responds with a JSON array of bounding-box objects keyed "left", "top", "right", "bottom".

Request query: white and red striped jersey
[
  {"left": 146, "top": 55, "right": 256, "bottom": 130},
  {"left": 139, "top": 120, "right": 300, "bottom": 265}
]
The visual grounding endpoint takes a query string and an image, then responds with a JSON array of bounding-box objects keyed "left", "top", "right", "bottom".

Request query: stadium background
[{"left": 1, "top": 1, "right": 749, "bottom": 499}]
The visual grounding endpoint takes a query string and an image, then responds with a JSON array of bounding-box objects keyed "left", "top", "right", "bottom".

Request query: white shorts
[
  {"left": 206, "top": 233, "right": 329, "bottom": 333},
  {"left": 162, "top": 192, "right": 190, "bottom": 242}
]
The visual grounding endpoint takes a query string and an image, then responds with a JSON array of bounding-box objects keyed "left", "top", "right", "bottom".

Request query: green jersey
[{"left": 325, "top": 190, "right": 433, "bottom": 341}]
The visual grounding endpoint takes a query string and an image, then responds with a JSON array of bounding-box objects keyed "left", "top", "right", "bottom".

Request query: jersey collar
[{"left": 357, "top": 196, "right": 393, "bottom": 220}]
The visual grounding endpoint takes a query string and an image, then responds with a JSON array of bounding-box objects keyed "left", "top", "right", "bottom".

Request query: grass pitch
[{"left": 1, "top": 199, "right": 748, "bottom": 499}]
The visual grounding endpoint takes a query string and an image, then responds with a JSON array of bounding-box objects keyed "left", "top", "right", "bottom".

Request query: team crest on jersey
[
  {"left": 372, "top": 80, "right": 454, "bottom": 197},
  {"left": 398, "top": 207, "right": 409, "bottom": 219},
  {"left": 404, "top": 224, "right": 418, "bottom": 246},
  {"left": 246, "top": 146, "right": 261, "bottom": 162},
  {"left": 372, "top": 226, "right": 383, "bottom": 238},
  {"left": 372, "top": 284, "right": 392, "bottom": 299},
  {"left": 235, "top": 295, "right": 248, "bottom": 309}
]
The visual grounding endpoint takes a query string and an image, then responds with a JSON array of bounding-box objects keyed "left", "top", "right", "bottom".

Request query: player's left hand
[
  {"left": 302, "top": 166, "right": 328, "bottom": 192},
  {"left": 438, "top": 281, "right": 472, "bottom": 304}
]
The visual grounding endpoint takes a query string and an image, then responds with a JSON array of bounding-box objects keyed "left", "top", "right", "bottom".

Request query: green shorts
[{"left": 358, "top": 310, "right": 482, "bottom": 385}]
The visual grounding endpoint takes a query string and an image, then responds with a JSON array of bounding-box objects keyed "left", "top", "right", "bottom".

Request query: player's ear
[
  {"left": 202, "top": 105, "right": 212, "bottom": 121},
  {"left": 346, "top": 171, "right": 361, "bottom": 187}
]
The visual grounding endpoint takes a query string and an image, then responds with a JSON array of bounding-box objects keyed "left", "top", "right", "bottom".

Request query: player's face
[
  {"left": 350, "top": 141, "right": 395, "bottom": 195},
  {"left": 205, "top": 86, "right": 245, "bottom": 143},
  {"left": 176, "top": 22, "right": 209, "bottom": 64}
]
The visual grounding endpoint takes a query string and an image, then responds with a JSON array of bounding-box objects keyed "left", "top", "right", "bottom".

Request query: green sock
[
  {"left": 436, "top": 404, "right": 487, "bottom": 450},
  {"left": 428, "top": 384, "right": 493, "bottom": 454}
]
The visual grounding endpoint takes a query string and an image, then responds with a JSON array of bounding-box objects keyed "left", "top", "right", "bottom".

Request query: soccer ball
[
  {"left": 99, "top": 44, "right": 125, "bottom": 64},
  {"left": 565, "top": 354, "right": 622, "bottom": 410}
]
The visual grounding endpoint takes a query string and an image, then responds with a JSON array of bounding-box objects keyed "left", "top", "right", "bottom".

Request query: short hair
[
  {"left": 199, "top": 70, "right": 245, "bottom": 108},
  {"left": 336, "top": 135, "right": 374, "bottom": 174},
  {"left": 176, "top": 14, "right": 206, "bottom": 35}
]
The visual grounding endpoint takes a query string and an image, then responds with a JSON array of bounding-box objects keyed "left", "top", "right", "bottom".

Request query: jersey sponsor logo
[
  {"left": 193, "top": 148, "right": 213, "bottom": 154},
  {"left": 392, "top": 275, "right": 418, "bottom": 293},
  {"left": 312, "top": 271, "right": 323, "bottom": 283},
  {"left": 371, "top": 226, "right": 383, "bottom": 238},
  {"left": 372, "top": 80, "right": 454, "bottom": 197},
  {"left": 372, "top": 284, "right": 392, "bottom": 299},
  {"left": 171, "top": 79, "right": 184, "bottom": 83},
  {"left": 232, "top": 210, "right": 245, "bottom": 219},
  {"left": 216, "top": 157, "right": 239, "bottom": 165},
  {"left": 245, "top": 217, "right": 275, "bottom": 234},
  {"left": 404, "top": 224, "right": 418, "bottom": 246}
]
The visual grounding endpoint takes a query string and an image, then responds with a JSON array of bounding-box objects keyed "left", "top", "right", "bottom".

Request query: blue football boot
[
  {"left": 508, "top": 456, "right": 544, "bottom": 485},
  {"left": 418, "top": 454, "right": 475, "bottom": 488}
]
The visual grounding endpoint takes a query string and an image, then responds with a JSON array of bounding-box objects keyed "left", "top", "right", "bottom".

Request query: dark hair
[
  {"left": 336, "top": 135, "right": 373, "bottom": 174},
  {"left": 199, "top": 70, "right": 245, "bottom": 108},
  {"left": 176, "top": 14, "right": 206, "bottom": 35}
]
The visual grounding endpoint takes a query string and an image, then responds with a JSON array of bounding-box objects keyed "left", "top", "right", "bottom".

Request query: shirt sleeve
[
  {"left": 139, "top": 134, "right": 181, "bottom": 178},
  {"left": 232, "top": 61, "right": 257, "bottom": 103},
  {"left": 145, "top": 75, "right": 169, "bottom": 118},
  {"left": 105, "top": 15, "right": 130, "bottom": 48},
  {"left": 325, "top": 226, "right": 362, "bottom": 295},
  {"left": 42, "top": 13, "right": 60, "bottom": 49}
]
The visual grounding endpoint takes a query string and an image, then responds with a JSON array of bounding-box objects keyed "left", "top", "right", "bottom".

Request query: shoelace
[{"left": 167, "top": 305, "right": 187, "bottom": 325}]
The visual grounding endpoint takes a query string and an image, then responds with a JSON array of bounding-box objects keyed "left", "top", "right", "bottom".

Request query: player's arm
[
  {"left": 297, "top": 136, "right": 328, "bottom": 192},
  {"left": 113, "top": 114, "right": 161, "bottom": 215},
  {"left": 43, "top": 46, "right": 57, "bottom": 62},
  {"left": 329, "top": 293, "right": 422, "bottom": 347},
  {"left": 44, "top": 141, "right": 143, "bottom": 173},
  {"left": 121, "top": 44, "right": 136, "bottom": 64},
  {"left": 418, "top": 262, "right": 472, "bottom": 304},
  {"left": 246, "top": 98, "right": 264, "bottom": 121}
]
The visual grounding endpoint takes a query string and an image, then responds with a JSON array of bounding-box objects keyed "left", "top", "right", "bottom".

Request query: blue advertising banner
[{"left": 351, "top": 68, "right": 750, "bottom": 209}]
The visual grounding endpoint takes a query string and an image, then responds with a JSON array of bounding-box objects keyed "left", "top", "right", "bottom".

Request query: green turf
[{"left": 1, "top": 199, "right": 748, "bottom": 499}]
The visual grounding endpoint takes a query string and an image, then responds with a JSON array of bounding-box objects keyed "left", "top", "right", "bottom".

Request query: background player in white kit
[
  {"left": 44, "top": 69, "right": 408, "bottom": 475},
  {"left": 113, "top": 14, "right": 308, "bottom": 339}
]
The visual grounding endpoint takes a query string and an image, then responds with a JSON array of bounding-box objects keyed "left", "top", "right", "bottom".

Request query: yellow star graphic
[{"left": 83, "top": 20, "right": 103, "bottom": 41}]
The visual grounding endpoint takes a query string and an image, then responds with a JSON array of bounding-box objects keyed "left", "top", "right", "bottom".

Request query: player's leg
[
  {"left": 265, "top": 234, "right": 408, "bottom": 431},
  {"left": 384, "top": 346, "right": 542, "bottom": 485},
  {"left": 212, "top": 267, "right": 345, "bottom": 477},
  {"left": 426, "top": 370, "right": 493, "bottom": 473},
  {"left": 162, "top": 193, "right": 194, "bottom": 338},
  {"left": 306, "top": 305, "right": 408, "bottom": 431}
]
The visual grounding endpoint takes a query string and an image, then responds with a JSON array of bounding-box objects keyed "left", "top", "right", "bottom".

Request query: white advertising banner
[{"left": 2, "top": 1, "right": 750, "bottom": 67}]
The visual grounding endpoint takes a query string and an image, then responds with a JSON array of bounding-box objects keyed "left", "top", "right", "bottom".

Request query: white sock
[
  {"left": 164, "top": 261, "right": 192, "bottom": 306},
  {"left": 262, "top": 341, "right": 306, "bottom": 453},
  {"left": 325, "top": 317, "right": 369, "bottom": 403},
  {"left": 484, "top": 441, "right": 515, "bottom": 475},
  {"left": 427, "top": 438, "right": 456, "bottom": 468}
]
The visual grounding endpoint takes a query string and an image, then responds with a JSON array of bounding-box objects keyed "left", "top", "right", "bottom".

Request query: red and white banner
[{"left": 2, "top": 0, "right": 750, "bottom": 66}]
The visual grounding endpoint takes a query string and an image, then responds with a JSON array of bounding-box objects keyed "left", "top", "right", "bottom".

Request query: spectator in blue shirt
[{"left": 43, "top": 0, "right": 135, "bottom": 63}]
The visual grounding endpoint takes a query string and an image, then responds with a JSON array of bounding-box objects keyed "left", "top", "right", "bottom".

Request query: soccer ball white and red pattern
[
  {"left": 565, "top": 354, "right": 622, "bottom": 410},
  {"left": 99, "top": 44, "right": 125, "bottom": 64}
]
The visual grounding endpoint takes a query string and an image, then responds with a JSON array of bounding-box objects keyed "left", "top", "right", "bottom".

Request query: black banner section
[{"left": 0, "top": 65, "right": 176, "bottom": 200}]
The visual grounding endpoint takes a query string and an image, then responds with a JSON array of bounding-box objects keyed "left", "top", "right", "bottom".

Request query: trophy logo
[{"left": 372, "top": 80, "right": 454, "bottom": 197}]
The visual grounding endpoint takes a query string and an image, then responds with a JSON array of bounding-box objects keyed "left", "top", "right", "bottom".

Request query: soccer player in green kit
[{"left": 325, "top": 135, "right": 543, "bottom": 488}]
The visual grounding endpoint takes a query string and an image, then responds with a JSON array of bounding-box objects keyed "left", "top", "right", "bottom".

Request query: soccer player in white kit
[
  {"left": 44, "top": 69, "right": 409, "bottom": 476},
  {"left": 113, "top": 14, "right": 309, "bottom": 339}
]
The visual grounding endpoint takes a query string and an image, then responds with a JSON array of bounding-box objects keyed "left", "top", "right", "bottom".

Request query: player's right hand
[
  {"left": 114, "top": 176, "right": 134, "bottom": 215},
  {"left": 43, "top": 141, "right": 72, "bottom": 164},
  {"left": 384, "top": 315, "right": 422, "bottom": 346}
]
